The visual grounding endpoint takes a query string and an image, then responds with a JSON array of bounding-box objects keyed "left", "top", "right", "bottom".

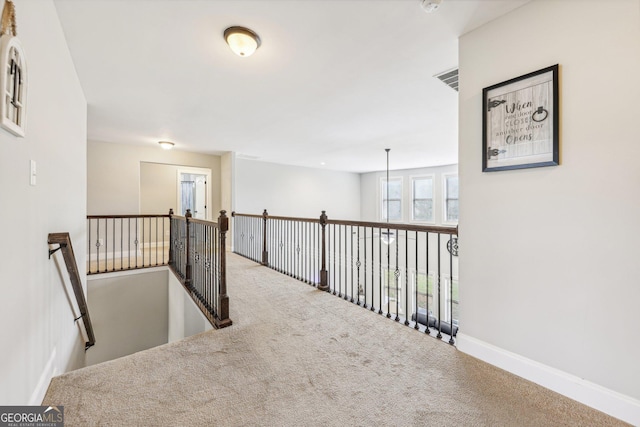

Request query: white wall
[
  {"left": 87, "top": 268, "right": 213, "bottom": 364},
  {"left": 167, "top": 272, "right": 213, "bottom": 342},
  {"left": 221, "top": 152, "right": 234, "bottom": 216},
  {"left": 86, "top": 269, "right": 169, "bottom": 366},
  {"left": 235, "top": 159, "right": 361, "bottom": 219},
  {"left": 458, "top": 0, "right": 640, "bottom": 423},
  {"left": 87, "top": 141, "right": 222, "bottom": 216},
  {"left": 360, "top": 164, "right": 458, "bottom": 225},
  {"left": 0, "top": 1, "right": 87, "bottom": 404}
]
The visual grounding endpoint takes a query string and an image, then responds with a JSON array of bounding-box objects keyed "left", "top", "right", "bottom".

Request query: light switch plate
[{"left": 30, "top": 160, "right": 36, "bottom": 186}]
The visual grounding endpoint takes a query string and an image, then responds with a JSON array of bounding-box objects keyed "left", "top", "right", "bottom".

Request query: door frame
[{"left": 176, "top": 166, "right": 212, "bottom": 220}]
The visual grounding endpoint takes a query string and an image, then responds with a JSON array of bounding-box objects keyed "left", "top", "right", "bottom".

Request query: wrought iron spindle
[
  {"left": 378, "top": 226, "right": 382, "bottom": 315},
  {"left": 405, "top": 229, "right": 409, "bottom": 325},
  {"left": 436, "top": 233, "right": 442, "bottom": 339},
  {"left": 414, "top": 231, "right": 420, "bottom": 330}
]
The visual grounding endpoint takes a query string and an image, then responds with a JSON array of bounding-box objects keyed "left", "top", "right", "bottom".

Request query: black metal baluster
[
  {"left": 415, "top": 231, "right": 420, "bottom": 330},
  {"left": 437, "top": 233, "right": 442, "bottom": 339},
  {"left": 405, "top": 230, "right": 409, "bottom": 325},
  {"left": 349, "top": 225, "right": 354, "bottom": 302},
  {"left": 97, "top": 218, "right": 102, "bottom": 272},
  {"left": 363, "top": 227, "right": 367, "bottom": 307},
  {"left": 449, "top": 234, "right": 455, "bottom": 345},
  {"left": 425, "top": 231, "right": 431, "bottom": 335},
  {"left": 88, "top": 219, "right": 92, "bottom": 273},
  {"left": 394, "top": 230, "right": 400, "bottom": 322},
  {"left": 356, "top": 226, "right": 361, "bottom": 306},
  {"left": 278, "top": 219, "right": 282, "bottom": 273},
  {"left": 386, "top": 232, "right": 391, "bottom": 319},
  {"left": 338, "top": 225, "right": 342, "bottom": 297},
  {"left": 162, "top": 217, "right": 166, "bottom": 265},
  {"left": 117, "top": 218, "right": 122, "bottom": 270},
  {"left": 287, "top": 220, "right": 291, "bottom": 276},
  {"left": 136, "top": 217, "right": 140, "bottom": 268},
  {"left": 298, "top": 220, "right": 302, "bottom": 281},
  {"left": 370, "top": 226, "right": 374, "bottom": 311},
  {"left": 127, "top": 218, "right": 131, "bottom": 270},
  {"left": 111, "top": 218, "right": 115, "bottom": 271},
  {"left": 378, "top": 227, "right": 382, "bottom": 315}
]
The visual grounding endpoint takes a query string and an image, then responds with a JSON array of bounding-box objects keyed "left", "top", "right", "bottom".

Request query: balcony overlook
[{"left": 43, "top": 254, "right": 622, "bottom": 426}]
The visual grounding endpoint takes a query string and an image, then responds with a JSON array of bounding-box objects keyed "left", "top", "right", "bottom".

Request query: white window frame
[
  {"left": 379, "top": 176, "right": 403, "bottom": 222},
  {"left": 410, "top": 174, "right": 435, "bottom": 224},
  {"left": 443, "top": 173, "right": 459, "bottom": 225}
]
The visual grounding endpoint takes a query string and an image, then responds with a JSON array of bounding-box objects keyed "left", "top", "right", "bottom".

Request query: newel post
[
  {"left": 318, "top": 210, "right": 329, "bottom": 291},
  {"left": 185, "top": 209, "right": 192, "bottom": 288},
  {"left": 168, "top": 208, "right": 174, "bottom": 265},
  {"left": 262, "top": 209, "right": 269, "bottom": 266},
  {"left": 216, "top": 210, "right": 232, "bottom": 328}
]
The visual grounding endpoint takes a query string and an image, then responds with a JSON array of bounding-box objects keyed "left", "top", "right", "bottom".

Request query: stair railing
[
  {"left": 232, "top": 210, "right": 459, "bottom": 344},
  {"left": 48, "top": 232, "right": 96, "bottom": 350}
]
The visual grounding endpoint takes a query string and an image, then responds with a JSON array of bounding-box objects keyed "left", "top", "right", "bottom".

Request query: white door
[{"left": 177, "top": 167, "right": 212, "bottom": 220}]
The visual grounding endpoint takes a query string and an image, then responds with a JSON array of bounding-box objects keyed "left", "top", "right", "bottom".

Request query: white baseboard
[
  {"left": 29, "top": 347, "right": 57, "bottom": 405},
  {"left": 457, "top": 333, "right": 640, "bottom": 426},
  {"left": 87, "top": 250, "right": 143, "bottom": 261}
]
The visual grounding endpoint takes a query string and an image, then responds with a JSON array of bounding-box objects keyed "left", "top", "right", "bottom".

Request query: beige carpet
[{"left": 44, "top": 254, "right": 627, "bottom": 426}]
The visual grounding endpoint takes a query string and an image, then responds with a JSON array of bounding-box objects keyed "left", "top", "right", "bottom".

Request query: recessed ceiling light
[
  {"left": 320, "top": 162, "right": 326, "bottom": 166},
  {"left": 224, "top": 26, "right": 261, "bottom": 57},
  {"left": 158, "top": 141, "right": 174, "bottom": 150}
]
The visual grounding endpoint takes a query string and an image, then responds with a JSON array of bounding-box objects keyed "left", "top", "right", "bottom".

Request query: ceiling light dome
[
  {"left": 158, "top": 141, "right": 174, "bottom": 150},
  {"left": 421, "top": 0, "right": 442, "bottom": 13},
  {"left": 224, "top": 26, "right": 261, "bottom": 57}
]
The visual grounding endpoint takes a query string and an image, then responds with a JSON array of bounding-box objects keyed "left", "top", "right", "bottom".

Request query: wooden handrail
[
  {"left": 87, "top": 214, "right": 171, "bottom": 219},
  {"left": 231, "top": 211, "right": 458, "bottom": 235},
  {"left": 48, "top": 232, "right": 96, "bottom": 350}
]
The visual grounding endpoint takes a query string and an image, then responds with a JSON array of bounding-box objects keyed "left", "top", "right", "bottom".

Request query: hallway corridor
[{"left": 43, "top": 254, "right": 625, "bottom": 426}]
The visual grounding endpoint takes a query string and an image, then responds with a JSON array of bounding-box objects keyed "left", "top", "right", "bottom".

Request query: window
[
  {"left": 381, "top": 178, "right": 402, "bottom": 221},
  {"left": 411, "top": 176, "right": 434, "bottom": 222},
  {"left": 0, "top": 35, "right": 28, "bottom": 137},
  {"left": 444, "top": 175, "right": 459, "bottom": 223}
]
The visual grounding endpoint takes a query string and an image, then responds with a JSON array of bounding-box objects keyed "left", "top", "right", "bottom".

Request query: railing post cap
[
  {"left": 262, "top": 209, "right": 268, "bottom": 217},
  {"left": 320, "top": 210, "right": 328, "bottom": 224},
  {"left": 219, "top": 210, "right": 227, "bottom": 218},
  {"left": 185, "top": 209, "right": 192, "bottom": 218},
  {"left": 169, "top": 208, "right": 174, "bottom": 215}
]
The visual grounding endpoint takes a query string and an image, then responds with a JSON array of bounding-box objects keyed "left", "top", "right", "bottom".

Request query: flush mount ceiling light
[
  {"left": 224, "top": 26, "right": 261, "bottom": 57},
  {"left": 158, "top": 141, "right": 174, "bottom": 150},
  {"left": 421, "top": 0, "right": 442, "bottom": 13}
]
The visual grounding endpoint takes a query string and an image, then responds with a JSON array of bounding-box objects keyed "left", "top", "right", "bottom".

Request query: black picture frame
[{"left": 482, "top": 64, "right": 559, "bottom": 172}]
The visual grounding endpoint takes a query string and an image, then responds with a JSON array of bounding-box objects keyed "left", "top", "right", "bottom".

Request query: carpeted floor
[{"left": 44, "top": 254, "right": 627, "bottom": 426}]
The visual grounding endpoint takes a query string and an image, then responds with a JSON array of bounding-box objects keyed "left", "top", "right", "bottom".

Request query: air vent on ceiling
[
  {"left": 435, "top": 68, "right": 458, "bottom": 92},
  {"left": 236, "top": 153, "right": 261, "bottom": 160}
]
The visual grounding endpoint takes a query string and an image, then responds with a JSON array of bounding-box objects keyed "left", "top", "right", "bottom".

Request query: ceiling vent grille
[{"left": 435, "top": 68, "right": 458, "bottom": 92}]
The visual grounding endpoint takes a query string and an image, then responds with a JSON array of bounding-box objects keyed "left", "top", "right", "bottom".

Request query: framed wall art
[
  {"left": 0, "top": 0, "right": 27, "bottom": 138},
  {"left": 482, "top": 64, "right": 559, "bottom": 172}
]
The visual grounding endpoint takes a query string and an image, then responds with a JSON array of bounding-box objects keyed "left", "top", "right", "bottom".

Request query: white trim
[
  {"left": 442, "top": 173, "right": 458, "bottom": 225},
  {"left": 176, "top": 166, "right": 212, "bottom": 220},
  {"left": 87, "top": 265, "right": 168, "bottom": 281},
  {"left": 29, "top": 348, "right": 57, "bottom": 405},
  {"left": 457, "top": 333, "right": 640, "bottom": 426}
]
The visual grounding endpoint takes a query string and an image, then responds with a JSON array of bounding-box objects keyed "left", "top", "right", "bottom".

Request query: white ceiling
[{"left": 54, "top": 0, "right": 529, "bottom": 173}]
